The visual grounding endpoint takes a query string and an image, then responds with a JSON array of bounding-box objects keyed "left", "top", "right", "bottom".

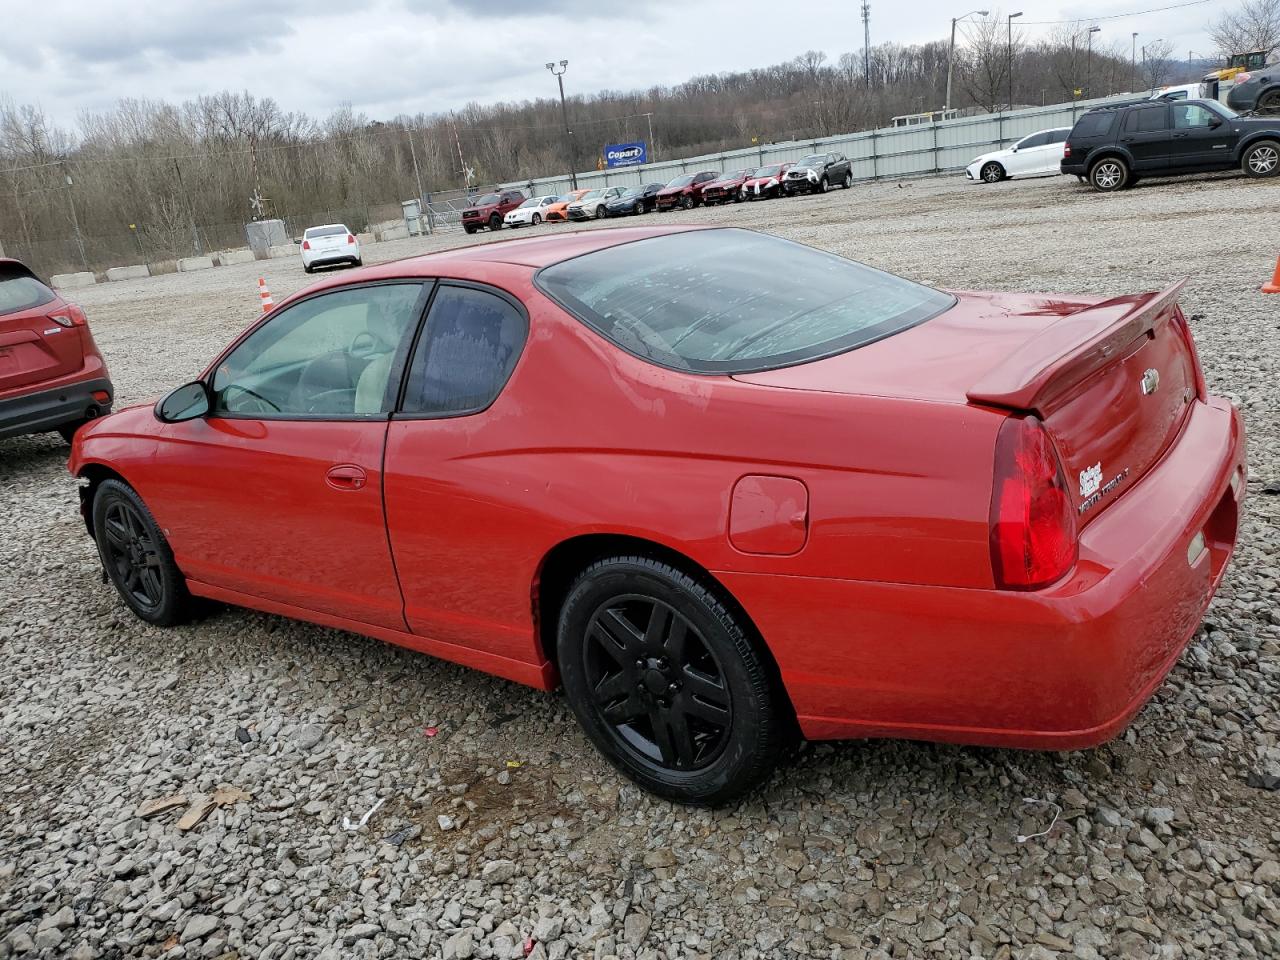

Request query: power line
[{"left": 1015, "top": 0, "right": 1212, "bottom": 26}]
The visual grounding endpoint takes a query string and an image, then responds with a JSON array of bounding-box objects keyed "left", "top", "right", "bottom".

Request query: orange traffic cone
[
  {"left": 258, "top": 277, "right": 274, "bottom": 312},
  {"left": 1263, "top": 256, "right": 1280, "bottom": 294}
]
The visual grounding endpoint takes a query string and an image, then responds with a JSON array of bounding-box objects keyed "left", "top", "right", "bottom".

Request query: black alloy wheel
[
  {"left": 488, "top": 214, "right": 502, "bottom": 231},
  {"left": 92, "top": 479, "right": 192, "bottom": 626},
  {"left": 558, "top": 556, "right": 789, "bottom": 804}
]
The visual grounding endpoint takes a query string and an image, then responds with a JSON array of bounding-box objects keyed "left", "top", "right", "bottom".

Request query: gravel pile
[{"left": 2, "top": 170, "right": 1279, "bottom": 959}]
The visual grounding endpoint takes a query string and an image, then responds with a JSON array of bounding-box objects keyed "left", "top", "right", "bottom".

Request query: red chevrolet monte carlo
[{"left": 69, "top": 226, "right": 1245, "bottom": 805}]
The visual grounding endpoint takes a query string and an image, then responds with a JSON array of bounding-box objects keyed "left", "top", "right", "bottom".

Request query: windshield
[
  {"left": 1207, "top": 101, "right": 1239, "bottom": 119},
  {"left": 753, "top": 165, "right": 783, "bottom": 177},
  {"left": 727, "top": 169, "right": 753, "bottom": 179},
  {"left": 620, "top": 188, "right": 641, "bottom": 199},
  {"left": 304, "top": 225, "right": 347, "bottom": 238},
  {"left": 536, "top": 228, "right": 954, "bottom": 374},
  {"left": 472, "top": 193, "right": 501, "bottom": 206},
  {"left": 517, "top": 198, "right": 540, "bottom": 208},
  {"left": 666, "top": 175, "right": 694, "bottom": 188},
  {"left": 579, "top": 189, "right": 604, "bottom": 200},
  {"left": 798, "top": 155, "right": 825, "bottom": 167},
  {"left": 0, "top": 266, "right": 56, "bottom": 316}
]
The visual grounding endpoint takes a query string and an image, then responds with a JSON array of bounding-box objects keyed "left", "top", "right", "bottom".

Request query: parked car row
[
  {"left": 967, "top": 96, "right": 1280, "bottom": 192},
  {"left": 460, "top": 152, "right": 857, "bottom": 232}
]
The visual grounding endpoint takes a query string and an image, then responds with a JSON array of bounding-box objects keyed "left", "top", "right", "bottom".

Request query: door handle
[
  {"left": 1172, "top": 132, "right": 1189, "bottom": 138},
  {"left": 325, "top": 464, "right": 367, "bottom": 491}
]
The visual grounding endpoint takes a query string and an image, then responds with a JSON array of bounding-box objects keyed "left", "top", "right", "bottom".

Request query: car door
[
  {"left": 1167, "top": 102, "right": 1236, "bottom": 169},
  {"left": 1005, "top": 132, "right": 1048, "bottom": 176},
  {"left": 1119, "top": 105, "right": 1172, "bottom": 172},
  {"left": 382, "top": 282, "right": 536, "bottom": 667},
  {"left": 1040, "top": 130, "right": 1069, "bottom": 174},
  {"left": 150, "top": 281, "right": 429, "bottom": 629}
]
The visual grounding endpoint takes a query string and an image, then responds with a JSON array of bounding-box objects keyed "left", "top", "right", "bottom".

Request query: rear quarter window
[
  {"left": 0, "top": 265, "right": 56, "bottom": 316},
  {"left": 535, "top": 229, "right": 954, "bottom": 375},
  {"left": 1071, "top": 112, "right": 1117, "bottom": 138}
]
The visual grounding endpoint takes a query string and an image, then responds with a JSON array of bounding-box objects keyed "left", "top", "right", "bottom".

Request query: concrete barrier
[
  {"left": 177, "top": 256, "right": 214, "bottom": 272},
  {"left": 378, "top": 224, "right": 410, "bottom": 242},
  {"left": 217, "top": 249, "right": 256, "bottom": 266},
  {"left": 356, "top": 232, "right": 374, "bottom": 247},
  {"left": 105, "top": 264, "right": 150, "bottom": 282},
  {"left": 267, "top": 245, "right": 297, "bottom": 259},
  {"left": 51, "top": 272, "right": 96, "bottom": 290}
]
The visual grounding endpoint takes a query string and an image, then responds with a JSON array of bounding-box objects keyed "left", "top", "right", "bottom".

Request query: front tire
[
  {"left": 488, "top": 215, "right": 502, "bottom": 232},
  {"left": 1089, "top": 157, "right": 1129, "bottom": 192},
  {"left": 681, "top": 195, "right": 695, "bottom": 210},
  {"left": 463, "top": 225, "right": 476, "bottom": 235},
  {"left": 981, "top": 162, "right": 1005, "bottom": 184},
  {"left": 819, "top": 176, "right": 830, "bottom": 193},
  {"left": 557, "top": 556, "right": 788, "bottom": 805},
  {"left": 1242, "top": 140, "right": 1280, "bottom": 178},
  {"left": 842, "top": 171, "right": 852, "bottom": 188},
  {"left": 92, "top": 479, "right": 192, "bottom": 627}
]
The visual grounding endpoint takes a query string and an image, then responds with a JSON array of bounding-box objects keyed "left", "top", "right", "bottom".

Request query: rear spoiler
[{"left": 967, "top": 280, "right": 1187, "bottom": 413}]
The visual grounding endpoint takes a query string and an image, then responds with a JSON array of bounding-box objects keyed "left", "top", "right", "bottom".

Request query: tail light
[
  {"left": 1170, "top": 307, "right": 1207, "bottom": 400},
  {"left": 302, "top": 240, "right": 311, "bottom": 250},
  {"left": 50, "top": 304, "right": 87, "bottom": 328},
  {"left": 989, "top": 416, "right": 1077, "bottom": 590},
  {"left": 1063, "top": 142, "right": 1072, "bottom": 158},
  {"left": 346, "top": 233, "right": 356, "bottom": 244}
]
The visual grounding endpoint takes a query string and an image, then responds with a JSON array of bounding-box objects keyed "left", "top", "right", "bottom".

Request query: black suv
[
  {"left": 1061, "top": 98, "right": 1280, "bottom": 191},
  {"left": 783, "top": 152, "right": 853, "bottom": 194}
]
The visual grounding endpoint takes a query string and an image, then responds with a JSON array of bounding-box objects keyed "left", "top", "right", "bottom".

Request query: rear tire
[
  {"left": 57, "top": 420, "right": 89, "bottom": 444},
  {"left": 532, "top": 213, "right": 542, "bottom": 225},
  {"left": 303, "top": 264, "right": 314, "bottom": 273},
  {"left": 92, "top": 479, "right": 193, "bottom": 627},
  {"left": 1256, "top": 89, "right": 1280, "bottom": 116},
  {"left": 557, "top": 556, "right": 788, "bottom": 805},
  {"left": 1089, "top": 157, "right": 1129, "bottom": 192},
  {"left": 981, "top": 162, "right": 1005, "bottom": 183},
  {"left": 842, "top": 171, "right": 853, "bottom": 188},
  {"left": 1242, "top": 139, "right": 1280, "bottom": 178}
]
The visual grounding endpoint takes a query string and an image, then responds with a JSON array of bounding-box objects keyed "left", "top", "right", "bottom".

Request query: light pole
[
  {"left": 1007, "top": 11, "right": 1023, "bottom": 110},
  {"left": 60, "top": 162, "right": 88, "bottom": 273},
  {"left": 946, "top": 9, "right": 989, "bottom": 112},
  {"left": 546, "top": 60, "right": 578, "bottom": 190},
  {"left": 1086, "top": 26, "right": 1101, "bottom": 99},
  {"left": 1131, "top": 32, "right": 1138, "bottom": 91}
]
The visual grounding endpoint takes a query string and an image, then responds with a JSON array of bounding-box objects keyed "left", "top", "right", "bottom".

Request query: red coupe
[{"left": 69, "top": 226, "right": 1245, "bottom": 805}]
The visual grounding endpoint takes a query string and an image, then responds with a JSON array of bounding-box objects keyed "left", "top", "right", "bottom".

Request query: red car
[
  {"left": 1, "top": 258, "right": 113, "bottom": 443},
  {"left": 654, "top": 171, "right": 720, "bottom": 211},
  {"left": 741, "top": 162, "right": 794, "bottom": 200},
  {"left": 69, "top": 227, "right": 1244, "bottom": 805},
  {"left": 461, "top": 188, "right": 526, "bottom": 234},
  {"left": 699, "top": 169, "right": 756, "bottom": 205}
]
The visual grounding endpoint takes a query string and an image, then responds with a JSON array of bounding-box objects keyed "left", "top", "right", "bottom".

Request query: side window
[
  {"left": 1123, "top": 107, "right": 1169, "bottom": 133},
  {"left": 401, "top": 285, "right": 527, "bottom": 417},
  {"left": 1018, "top": 132, "right": 1049, "bottom": 149},
  {"left": 211, "top": 283, "right": 424, "bottom": 418},
  {"left": 1173, "top": 104, "right": 1217, "bottom": 129},
  {"left": 1074, "top": 113, "right": 1114, "bottom": 138},
  {"left": 1048, "top": 130, "right": 1068, "bottom": 143}
]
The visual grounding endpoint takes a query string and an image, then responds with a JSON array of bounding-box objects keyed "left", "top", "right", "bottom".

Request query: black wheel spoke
[
  {"left": 682, "top": 689, "right": 731, "bottom": 726},
  {"left": 648, "top": 707, "right": 677, "bottom": 765},
  {"left": 643, "top": 602, "right": 672, "bottom": 649},
  {"left": 663, "top": 618, "right": 688, "bottom": 664},
  {"left": 593, "top": 608, "right": 643, "bottom": 657},
  {"left": 602, "top": 692, "right": 647, "bottom": 724},
  {"left": 593, "top": 670, "right": 633, "bottom": 704},
  {"left": 103, "top": 518, "right": 129, "bottom": 549},
  {"left": 664, "top": 707, "right": 697, "bottom": 767}
]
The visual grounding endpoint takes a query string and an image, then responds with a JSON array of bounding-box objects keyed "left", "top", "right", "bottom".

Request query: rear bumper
[
  {"left": 1225, "top": 86, "right": 1256, "bottom": 111},
  {"left": 0, "top": 371, "right": 113, "bottom": 440},
  {"left": 718, "top": 397, "right": 1245, "bottom": 749}
]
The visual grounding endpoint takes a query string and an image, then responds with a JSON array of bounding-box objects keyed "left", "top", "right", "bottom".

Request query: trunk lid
[
  {"left": 0, "top": 265, "right": 84, "bottom": 393},
  {"left": 734, "top": 284, "right": 1198, "bottom": 525}
]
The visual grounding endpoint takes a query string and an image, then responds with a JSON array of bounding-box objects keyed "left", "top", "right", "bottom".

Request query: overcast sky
[{"left": 0, "top": 0, "right": 1225, "bottom": 130}]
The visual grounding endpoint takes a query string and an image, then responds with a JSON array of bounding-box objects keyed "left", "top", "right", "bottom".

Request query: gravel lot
[{"left": 3, "top": 170, "right": 1279, "bottom": 960}]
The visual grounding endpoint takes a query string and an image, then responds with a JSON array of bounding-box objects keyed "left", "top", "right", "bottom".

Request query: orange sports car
[{"left": 543, "top": 189, "right": 591, "bottom": 222}]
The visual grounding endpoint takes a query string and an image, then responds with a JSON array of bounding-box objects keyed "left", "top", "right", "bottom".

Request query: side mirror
[
  {"left": 155, "top": 381, "right": 211, "bottom": 423},
  {"left": 1209, "top": 117, "right": 1224, "bottom": 129}
]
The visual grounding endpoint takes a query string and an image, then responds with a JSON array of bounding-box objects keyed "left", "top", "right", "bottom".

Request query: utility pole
[
  {"left": 546, "top": 60, "right": 579, "bottom": 190},
  {"left": 449, "top": 112, "right": 472, "bottom": 195},
  {"left": 861, "top": 2, "right": 871, "bottom": 84},
  {"left": 1132, "top": 32, "right": 1138, "bottom": 92},
  {"left": 407, "top": 129, "right": 429, "bottom": 234},
  {"left": 946, "top": 10, "right": 989, "bottom": 113},
  {"left": 1007, "top": 11, "right": 1023, "bottom": 110},
  {"left": 1086, "top": 26, "right": 1101, "bottom": 98},
  {"left": 60, "top": 162, "right": 88, "bottom": 273},
  {"left": 645, "top": 112, "right": 655, "bottom": 161}
]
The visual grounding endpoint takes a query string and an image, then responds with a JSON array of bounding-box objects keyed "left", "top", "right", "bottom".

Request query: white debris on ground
[{"left": 2, "top": 170, "right": 1278, "bottom": 959}]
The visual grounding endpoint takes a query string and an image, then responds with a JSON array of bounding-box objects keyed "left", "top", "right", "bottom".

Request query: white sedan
[
  {"left": 965, "top": 128, "right": 1071, "bottom": 183},
  {"left": 567, "top": 186, "right": 625, "bottom": 220},
  {"left": 301, "top": 223, "right": 361, "bottom": 273},
  {"left": 504, "top": 195, "right": 560, "bottom": 228}
]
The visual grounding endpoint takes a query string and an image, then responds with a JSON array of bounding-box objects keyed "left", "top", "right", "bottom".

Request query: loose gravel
[{"left": 2, "top": 170, "right": 1279, "bottom": 960}]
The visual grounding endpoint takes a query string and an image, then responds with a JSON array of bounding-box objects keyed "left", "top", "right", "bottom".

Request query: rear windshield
[
  {"left": 535, "top": 229, "right": 954, "bottom": 374},
  {"left": 0, "top": 266, "right": 56, "bottom": 317},
  {"left": 1071, "top": 112, "right": 1117, "bottom": 138},
  {"left": 304, "top": 225, "right": 347, "bottom": 238}
]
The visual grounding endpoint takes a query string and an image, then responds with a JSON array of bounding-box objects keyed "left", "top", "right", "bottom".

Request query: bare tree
[
  {"left": 960, "top": 15, "right": 1021, "bottom": 111},
  {"left": 1142, "top": 39, "right": 1176, "bottom": 91},
  {"left": 1210, "top": 0, "right": 1280, "bottom": 61}
]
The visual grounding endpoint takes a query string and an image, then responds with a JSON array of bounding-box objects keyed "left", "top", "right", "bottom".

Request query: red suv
[
  {"left": 462, "top": 189, "right": 527, "bottom": 234},
  {"left": 0, "top": 258, "right": 113, "bottom": 442},
  {"left": 655, "top": 171, "right": 721, "bottom": 211}
]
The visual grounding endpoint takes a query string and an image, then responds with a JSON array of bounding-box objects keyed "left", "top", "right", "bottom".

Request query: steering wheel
[
  {"left": 222, "top": 384, "right": 281, "bottom": 414},
  {"left": 350, "top": 331, "right": 377, "bottom": 360}
]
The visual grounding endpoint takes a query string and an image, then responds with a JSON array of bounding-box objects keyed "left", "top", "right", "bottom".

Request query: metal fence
[{"left": 491, "top": 94, "right": 1128, "bottom": 209}]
